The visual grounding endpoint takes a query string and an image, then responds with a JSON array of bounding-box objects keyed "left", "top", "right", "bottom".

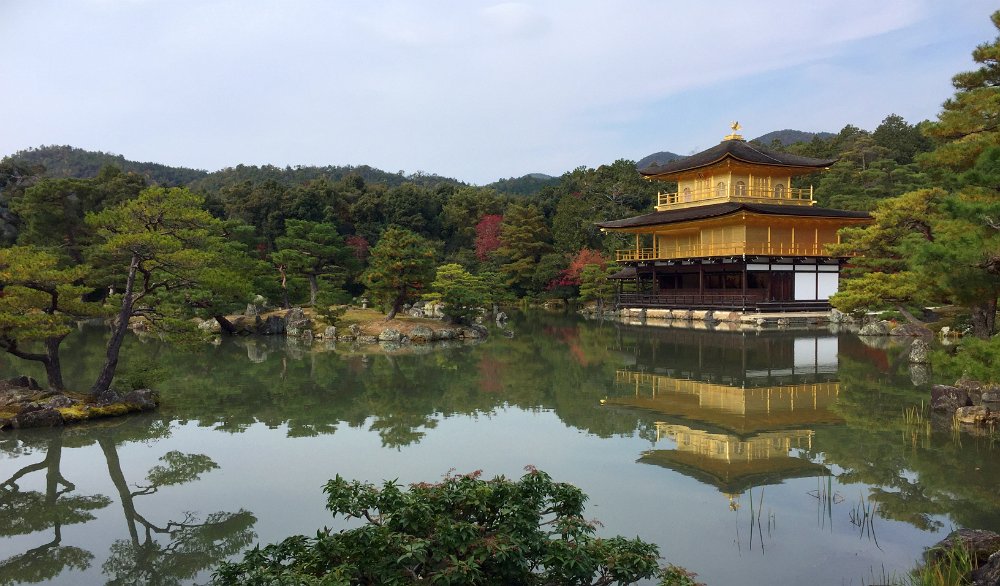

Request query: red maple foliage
[
  {"left": 547, "top": 248, "right": 607, "bottom": 289},
  {"left": 474, "top": 215, "right": 503, "bottom": 261},
  {"left": 345, "top": 235, "right": 370, "bottom": 262}
]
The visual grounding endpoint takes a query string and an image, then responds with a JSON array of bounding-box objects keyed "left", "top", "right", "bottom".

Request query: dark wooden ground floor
[{"left": 611, "top": 259, "right": 841, "bottom": 312}]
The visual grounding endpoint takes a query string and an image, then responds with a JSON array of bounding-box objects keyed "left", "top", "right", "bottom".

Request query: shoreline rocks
[
  {"left": 923, "top": 529, "right": 1000, "bottom": 586},
  {"left": 195, "top": 307, "right": 492, "bottom": 349},
  {"left": 0, "top": 377, "right": 160, "bottom": 431},
  {"left": 931, "top": 377, "right": 1000, "bottom": 431}
]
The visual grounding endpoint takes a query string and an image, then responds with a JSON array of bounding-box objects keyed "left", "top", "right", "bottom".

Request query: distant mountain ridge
[
  {"left": 8, "top": 145, "right": 210, "bottom": 186},
  {"left": 3, "top": 145, "right": 469, "bottom": 193},
  {"left": 635, "top": 151, "right": 683, "bottom": 171},
  {"left": 636, "top": 129, "right": 834, "bottom": 171},
  {"left": 486, "top": 173, "right": 560, "bottom": 196},
  {"left": 751, "top": 129, "right": 835, "bottom": 146}
]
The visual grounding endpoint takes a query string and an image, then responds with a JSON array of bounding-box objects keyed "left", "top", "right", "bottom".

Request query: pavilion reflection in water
[{"left": 608, "top": 327, "right": 841, "bottom": 495}]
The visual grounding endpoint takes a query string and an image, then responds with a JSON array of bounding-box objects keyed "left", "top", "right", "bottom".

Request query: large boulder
[
  {"left": 909, "top": 339, "right": 930, "bottom": 364},
  {"left": 931, "top": 385, "right": 972, "bottom": 412},
  {"left": 409, "top": 326, "right": 434, "bottom": 342},
  {"left": 829, "top": 308, "right": 851, "bottom": 324},
  {"left": 5, "top": 375, "right": 41, "bottom": 390},
  {"left": 927, "top": 529, "right": 1000, "bottom": 567},
  {"left": 11, "top": 404, "right": 64, "bottom": 429},
  {"left": 46, "top": 395, "right": 77, "bottom": 408},
  {"left": 955, "top": 405, "right": 997, "bottom": 426},
  {"left": 433, "top": 328, "right": 457, "bottom": 341},
  {"left": 93, "top": 388, "right": 123, "bottom": 407},
  {"left": 284, "top": 307, "right": 306, "bottom": 325},
  {"left": 284, "top": 308, "right": 312, "bottom": 337},
  {"left": 121, "top": 389, "right": 160, "bottom": 411},
  {"left": 256, "top": 315, "right": 286, "bottom": 335},
  {"left": 957, "top": 377, "right": 988, "bottom": 405},
  {"left": 973, "top": 551, "right": 1000, "bottom": 586},
  {"left": 859, "top": 320, "right": 891, "bottom": 336},
  {"left": 891, "top": 323, "right": 933, "bottom": 337},
  {"left": 462, "top": 324, "right": 489, "bottom": 339},
  {"left": 378, "top": 328, "right": 402, "bottom": 343}
]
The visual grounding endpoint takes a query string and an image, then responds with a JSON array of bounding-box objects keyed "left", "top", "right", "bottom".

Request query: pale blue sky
[{"left": 0, "top": 0, "right": 995, "bottom": 184}]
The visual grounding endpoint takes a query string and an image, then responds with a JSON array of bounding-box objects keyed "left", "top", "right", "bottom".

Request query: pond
[{"left": 1, "top": 313, "right": 997, "bottom": 585}]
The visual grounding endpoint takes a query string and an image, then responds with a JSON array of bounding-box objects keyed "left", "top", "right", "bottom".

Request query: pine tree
[
  {"left": 922, "top": 11, "right": 1000, "bottom": 172},
  {"left": 85, "top": 187, "right": 256, "bottom": 394},
  {"left": 497, "top": 204, "right": 552, "bottom": 294},
  {"left": 0, "top": 247, "right": 104, "bottom": 390},
  {"left": 272, "top": 220, "right": 355, "bottom": 306},
  {"left": 361, "top": 226, "right": 436, "bottom": 320}
]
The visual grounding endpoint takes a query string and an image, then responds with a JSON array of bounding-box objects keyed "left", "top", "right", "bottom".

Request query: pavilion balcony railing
[
  {"left": 656, "top": 185, "right": 814, "bottom": 208},
  {"left": 615, "top": 242, "right": 835, "bottom": 262}
]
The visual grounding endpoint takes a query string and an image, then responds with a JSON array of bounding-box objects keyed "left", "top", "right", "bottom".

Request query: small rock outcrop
[
  {"left": 256, "top": 315, "right": 286, "bottom": 335},
  {"left": 409, "top": 326, "right": 434, "bottom": 342},
  {"left": 5, "top": 375, "right": 42, "bottom": 390},
  {"left": 926, "top": 529, "right": 1000, "bottom": 585},
  {"left": 284, "top": 308, "right": 312, "bottom": 338},
  {"left": 859, "top": 320, "right": 891, "bottom": 336},
  {"left": 1, "top": 381, "right": 160, "bottom": 431},
  {"left": 891, "top": 323, "right": 933, "bottom": 337},
  {"left": 955, "top": 405, "right": 998, "bottom": 426},
  {"left": 974, "top": 551, "right": 1000, "bottom": 586},
  {"left": 11, "top": 404, "right": 64, "bottom": 429},
  {"left": 908, "top": 339, "right": 930, "bottom": 364},
  {"left": 378, "top": 328, "right": 402, "bottom": 343},
  {"left": 931, "top": 385, "right": 973, "bottom": 412}
]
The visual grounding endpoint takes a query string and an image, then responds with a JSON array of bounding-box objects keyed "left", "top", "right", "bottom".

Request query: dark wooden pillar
[
  {"left": 742, "top": 263, "right": 748, "bottom": 310},
  {"left": 698, "top": 263, "right": 704, "bottom": 301}
]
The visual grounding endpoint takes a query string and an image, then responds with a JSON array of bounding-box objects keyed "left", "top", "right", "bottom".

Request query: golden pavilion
[{"left": 597, "top": 123, "right": 871, "bottom": 311}]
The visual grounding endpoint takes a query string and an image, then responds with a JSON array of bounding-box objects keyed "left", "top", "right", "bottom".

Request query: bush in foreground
[{"left": 213, "top": 468, "right": 700, "bottom": 585}]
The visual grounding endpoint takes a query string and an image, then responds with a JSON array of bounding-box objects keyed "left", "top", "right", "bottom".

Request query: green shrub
[
  {"left": 932, "top": 335, "right": 1000, "bottom": 383},
  {"left": 214, "top": 468, "right": 699, "bottom": 586}
]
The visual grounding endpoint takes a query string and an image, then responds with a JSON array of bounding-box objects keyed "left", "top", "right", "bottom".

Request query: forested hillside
[
  {"left": 0, "top": 112, "right": 938, "bottom": 305},
  {"left": 9, "top": 145, "right": 209, "bottom": 186},
  {"left": 486, "top": 173, "right": 559, "bottom": 197},
  {"left": 752, "top": 129, "right": 836, "bottom": 147}
]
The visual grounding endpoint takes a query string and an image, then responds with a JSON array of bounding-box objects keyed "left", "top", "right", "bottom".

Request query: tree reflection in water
[
  {"left": 0, "top": 433, "right": 107, "bottom": 585},
  {"left": 0, "top": 422, "right": 256, "bottom": 586}
]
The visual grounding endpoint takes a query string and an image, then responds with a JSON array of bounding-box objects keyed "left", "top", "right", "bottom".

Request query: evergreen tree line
[{"left": 0, "top": 110, "right": 935, "bottom": 312}]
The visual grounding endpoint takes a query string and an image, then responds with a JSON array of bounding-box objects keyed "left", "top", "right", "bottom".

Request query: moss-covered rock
[{"left": 0, "top": 380, "right": 159, "bottom": 431}]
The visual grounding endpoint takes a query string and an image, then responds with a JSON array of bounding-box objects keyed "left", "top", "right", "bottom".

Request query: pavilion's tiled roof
[
  {"left": 639, "top": 140, "right": 837, "bottom": 177},
  {"left": 595, "top": 202, "right": 870, "bottom": 230}
]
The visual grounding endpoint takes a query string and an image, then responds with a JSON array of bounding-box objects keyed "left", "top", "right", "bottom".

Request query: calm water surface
[{"left": 1, "top": 313, "right": 997, "bottom": 585}]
